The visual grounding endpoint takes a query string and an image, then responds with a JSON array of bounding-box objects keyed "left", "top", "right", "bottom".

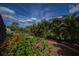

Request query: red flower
[{"left": 35, "top": 42, "right": 40, "bottom": 48}]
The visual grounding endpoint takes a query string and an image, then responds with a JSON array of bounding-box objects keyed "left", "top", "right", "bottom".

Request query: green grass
[{"left": 1, "top": 32, "right": 49, "bottom": 56}]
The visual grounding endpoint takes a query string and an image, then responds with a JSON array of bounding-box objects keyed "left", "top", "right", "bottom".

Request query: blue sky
[{"left": 0, "top": 3, "right": 78, "bottom": 27}]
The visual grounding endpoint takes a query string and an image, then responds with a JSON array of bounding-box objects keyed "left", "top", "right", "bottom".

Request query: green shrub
[{"left": 2, "top": 32, "right": 48, "bottom": 56}]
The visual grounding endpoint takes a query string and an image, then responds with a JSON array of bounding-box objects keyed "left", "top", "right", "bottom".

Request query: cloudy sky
[{"left": 0, "top": 3, "right": 78, "bottom": 27}]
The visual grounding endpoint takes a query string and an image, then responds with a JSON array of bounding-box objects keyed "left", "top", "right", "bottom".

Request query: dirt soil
[{"left": 47, "top": 39, "right": 79, "bottom": 56}]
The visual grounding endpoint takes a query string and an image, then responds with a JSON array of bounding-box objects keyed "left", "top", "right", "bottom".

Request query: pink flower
[{"left": 35, "top": 42, "right": 40, "bottom": 48}]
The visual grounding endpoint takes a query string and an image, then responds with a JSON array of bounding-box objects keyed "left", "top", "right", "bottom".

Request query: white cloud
[
  {"left": 31, "top": 17, "right": 37, "bottom": 21},
  {"left": 69, "top": 4, "right": 79, "bottom": 14},
  {"left": 2, "top": 15, "right": 17, "bottom": 20},
  {"left": 18, "top": 19, "right": 34, "bottom": 27},
  {"left": 19, "top": 17, "right": 38, "bottom": 23},
  {"left": 0, "top": 7, "right": 17, "bottom": 26},
  {"left": 0, "top": 7, "right": 16, "bottom": 21},
  {"left": 2, "top": 15, "right": 18, "bottom": 26},
  {"left": 26, "top": 19, "right": 33, "bottom": 22},
  {"left": 0, "top": 6, "right": 15, "bottom": 15},
  {"left": 19, "top": 20, "right": 26, "bottom": 23},
  {"left": 57, "top": 16, "right": 63, "bottom": 18},
  {"left": 19, "top": 19, "right": 32, "bottom": 23}
]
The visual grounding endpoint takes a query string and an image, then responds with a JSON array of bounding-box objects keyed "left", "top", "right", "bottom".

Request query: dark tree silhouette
[{"left": 0, "top": 14, "right": 6, "bottom": 43}]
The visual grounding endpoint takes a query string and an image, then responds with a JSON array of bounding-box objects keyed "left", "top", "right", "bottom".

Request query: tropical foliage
[
  {"left": 1, "top": 12, "right": 79, "bottom": 56},
  {"left": 28, "top": 12, "right": 79, "bottom": 43}
]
